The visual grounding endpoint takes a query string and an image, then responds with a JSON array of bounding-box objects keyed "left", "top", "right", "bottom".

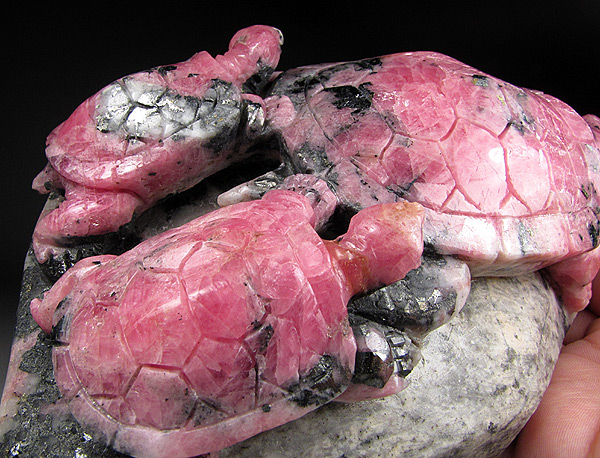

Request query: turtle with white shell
[{"left": 32, "top": 25, "right": 283, "bottom": 264}]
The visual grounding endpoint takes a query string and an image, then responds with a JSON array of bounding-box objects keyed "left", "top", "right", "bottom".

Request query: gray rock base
[{"left": 222, "top": 273, "right": 567, "bottom": 458}]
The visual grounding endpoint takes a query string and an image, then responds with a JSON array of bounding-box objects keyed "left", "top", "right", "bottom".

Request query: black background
[{"left": 1, "top": 2, "right": 598, "bottom": 392}]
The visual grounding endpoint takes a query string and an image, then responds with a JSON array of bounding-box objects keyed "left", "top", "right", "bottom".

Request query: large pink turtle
[
  {"left": 220, "top": 51, "right": 600, "bottom": 313},
  {"left": 32, "top": 25, "right": 283, "bottom": 263},
  {"left": 30, "top": 187, "right": 425, "bottom": 458}
]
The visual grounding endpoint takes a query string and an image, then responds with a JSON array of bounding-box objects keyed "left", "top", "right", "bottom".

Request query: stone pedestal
[{"left": 222, "top": 273, "right": 567, "bottom": 457}]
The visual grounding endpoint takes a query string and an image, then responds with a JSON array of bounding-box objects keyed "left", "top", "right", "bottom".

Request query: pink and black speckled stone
[{"left": 1, "top": 23, "right": 598, "bottom": 458}]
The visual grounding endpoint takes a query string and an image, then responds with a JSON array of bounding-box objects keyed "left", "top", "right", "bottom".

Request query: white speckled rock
[{"left": 220, "top": 273, "right": 568, "bottom": 458}]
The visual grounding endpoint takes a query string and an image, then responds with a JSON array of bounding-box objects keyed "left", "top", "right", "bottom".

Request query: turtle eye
[{"left": 275, "top": 28, "right": 284, "bottom": 46}]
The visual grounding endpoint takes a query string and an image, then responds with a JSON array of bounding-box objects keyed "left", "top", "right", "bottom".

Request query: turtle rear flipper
[
  {"left": 32, "top": 187, "right": 144, "bottom": 265},
  {"left": 544, "top": 246, "right": 600, "bottom": 317},
  {"left": 217, "top": 162, "right": 293, "bottom": 206}
]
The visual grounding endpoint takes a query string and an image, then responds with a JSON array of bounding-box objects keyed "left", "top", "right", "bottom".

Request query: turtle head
[
  {"left": 217, "top": 25, "right": 284, "bottom": 92},
  {"left": 229, "top": 25, "right": 284, "bottom": 68}
]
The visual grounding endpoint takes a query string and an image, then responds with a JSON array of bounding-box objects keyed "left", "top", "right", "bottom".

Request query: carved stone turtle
[
  {"left": 21, "top": 24, "right": 600, "bottom": 457},
  {"left": 30, "top": 187, "right": 426, "bottom": 458},
  {"left": 220, "top": 50, "right": 600, "bottom": 313},
  {"left": 31, "top": 25, "right": 283, "bottom": 263}
]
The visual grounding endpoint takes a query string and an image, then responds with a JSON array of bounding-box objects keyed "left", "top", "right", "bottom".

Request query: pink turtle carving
[
  {"left": 221, "top": 51, "right": 600, "bottom": 313},
  {"left": 30, "top": 188, "right": 424, "bottom": 458},
  {"left": 32, "top": 25, "right": 283, "bottom": 263},
  {"left": 26, "top": 25, "right": 600, "bottom": 456}
]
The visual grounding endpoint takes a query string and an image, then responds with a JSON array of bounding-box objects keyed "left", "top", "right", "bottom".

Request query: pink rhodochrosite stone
[
  {"left": 31, "top": 25, "right": 283, "bottom": 263},
  {"left": 30, "top": 190, "right": 424, "bottom": 458},
  {"left": 31, "top": 23, "right": 600, "bottom": 314},
  {"left": 20, "top": 24, "right": 600, "bottom": 457},
  {"left": 225, "top": 51, "right": 600, "bottom": 313}
]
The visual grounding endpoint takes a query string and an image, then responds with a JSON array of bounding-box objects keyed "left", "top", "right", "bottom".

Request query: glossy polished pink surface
[
  {"left": 30, "top": 190, "right": 423, "bottom": 457},
  {"left": 259, "top": 53, "right": 600, "bottom": 311},
  {"left": 32, "top": 25, "right": 283, "bottom": 262},
  {"left": 21, "top": 23, "right": 600, "bottom": 456}
]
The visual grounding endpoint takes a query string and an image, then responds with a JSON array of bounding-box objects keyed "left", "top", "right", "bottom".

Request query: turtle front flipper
[
  {"left": 217, "top": 162, "right": 294, "bottom": 206},
  {"left": 220, "top": 174, "right": 339, "bottom": 233},
  {"left": 335, "top": 253, "right": 470, "bottom": 402},
  {"left": 32, "top": 186, "right": 144, "bottom": 266},
  {"left": 544, "top": 246, "right": 600, "bottom": 315}
]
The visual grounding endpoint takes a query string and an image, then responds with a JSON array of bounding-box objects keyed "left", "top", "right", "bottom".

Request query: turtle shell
[
  {"left": 267, "top": 54, "right": 600, "bottom": 266},
  {"left": 31, "top": 25, "right": 283, "bottom": 263},
  {"left": 30, "top": 190, "right": 424, "bottom": 457},
  {"left": 264, "top": 52, "right": 600, "bottom": 309}
]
